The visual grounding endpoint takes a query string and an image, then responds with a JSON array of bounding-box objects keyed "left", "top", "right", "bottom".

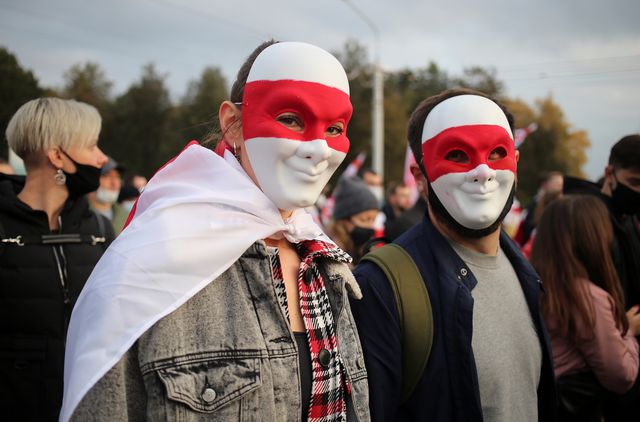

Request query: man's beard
[{"left": 427, "top": 182, "right": 515, "bottom": 239}]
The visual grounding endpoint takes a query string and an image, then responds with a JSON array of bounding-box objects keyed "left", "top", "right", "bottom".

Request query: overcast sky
[{"left": 1, "top": 0, "right": 639, "bottom": 180}]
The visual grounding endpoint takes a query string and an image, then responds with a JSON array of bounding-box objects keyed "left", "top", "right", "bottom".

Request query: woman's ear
[
  {"left": 219, "top": 101, "right": 243, "bottom": 148},
  {"left": 46, "top": 148, "right": 64, "bottom": 170}
]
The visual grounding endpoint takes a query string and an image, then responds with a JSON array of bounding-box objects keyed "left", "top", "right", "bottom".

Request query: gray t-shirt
[{"left": 449, "top": 240, "right": 541, "bottom": 422}]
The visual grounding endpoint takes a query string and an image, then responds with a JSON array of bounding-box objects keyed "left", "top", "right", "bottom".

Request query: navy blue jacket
[{"left": 350, "top": 215, "right": 557, "bottom": 421}]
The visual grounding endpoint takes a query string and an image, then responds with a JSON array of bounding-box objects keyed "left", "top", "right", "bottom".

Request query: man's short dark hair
[
  {"left": 386, "top": 180, "right": 407, "bottom": 198},
  {"left": 406, "top": 88, "right": 515, "bottom": 176},
  {"left": 609, "top": 134, "right": 640, "bottom": 170}
]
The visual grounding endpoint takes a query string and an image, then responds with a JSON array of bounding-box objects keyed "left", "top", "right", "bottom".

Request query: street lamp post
[{"left": 342, "top": 0, "right": 384, "bottom": 180}]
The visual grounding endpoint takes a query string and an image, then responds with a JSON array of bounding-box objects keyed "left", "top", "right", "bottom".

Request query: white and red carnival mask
[
  {"left": 421, "top": 95, "right": 516, "bottom": 230},
  {"left": 241, "top": 42, "right": 352, "bottom": 211}
]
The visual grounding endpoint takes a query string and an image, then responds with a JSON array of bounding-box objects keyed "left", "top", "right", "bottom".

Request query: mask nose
[
  {"left": 295, "top": 139, "right": 331, "bottom": 165},
  {"left": 466, "top": 164, "right": 496, "bottom": 184}
]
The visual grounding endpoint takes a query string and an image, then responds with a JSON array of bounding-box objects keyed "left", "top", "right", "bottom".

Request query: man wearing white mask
[
  {"left": 87, "top": 156, "right": 128, "bottom": 234},
  {"left": 350, "top": 88, "right": 557, "bottom": 422}
]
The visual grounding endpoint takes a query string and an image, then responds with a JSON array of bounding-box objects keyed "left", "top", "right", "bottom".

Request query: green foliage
[
  {"left": 61, "top": 62, "right": 113, "bottom": 115},
  {"left": 509, "top": 95, "right": 591, "bottom": 206},
  {"left": 453, "top": 66, "right": 504, "bottom": 98},
  {"left": 173, "top": 66, "right": 228, "bottom": 144},
  {"left": 0, "top": 47, "right": 42, "bottom": 159},
  {"left": 103, "top": 64, "right": 174, "bottom": 177}
]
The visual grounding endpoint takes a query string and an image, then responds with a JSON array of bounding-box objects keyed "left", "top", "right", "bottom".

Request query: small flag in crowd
[
  {"left": 341, "top": 151, "right": 367, "bottom": 179},
  {"left": 514, "top": 122, "right": 539, "bottom": 149}
]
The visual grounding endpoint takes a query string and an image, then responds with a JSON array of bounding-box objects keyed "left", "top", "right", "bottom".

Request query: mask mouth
[
  {"left": 285, "top": 158, "right": 330, "bottom": 180},
  {"left": 460, "top": 184, "right": 500, "bottom": 197},
  {"left": 428, "top": 181, "right": 515, "bottom": 239}
]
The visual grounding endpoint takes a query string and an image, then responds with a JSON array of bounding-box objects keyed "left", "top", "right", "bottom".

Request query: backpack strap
[{"left": 361, "top": 243, "right": 433, "bottom": 404}]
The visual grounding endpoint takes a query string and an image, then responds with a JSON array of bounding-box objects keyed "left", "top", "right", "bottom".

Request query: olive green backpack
[{"left": 360, "top": 243, "right": 433, "bottom": 404}]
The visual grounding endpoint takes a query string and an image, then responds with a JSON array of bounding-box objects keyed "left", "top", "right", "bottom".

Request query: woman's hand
[{"left": 626, "top": 305, "right": 640, "bottom": 337}]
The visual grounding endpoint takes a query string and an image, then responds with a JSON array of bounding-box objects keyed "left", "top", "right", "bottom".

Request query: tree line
[{"left": 0, "top": 41, "right": 590, "bottom": 205}]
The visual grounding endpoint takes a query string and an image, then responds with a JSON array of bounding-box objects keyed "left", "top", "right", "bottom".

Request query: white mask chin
[
  {"left": 244, "top": 137, "right": 346, "bottom": 211},
  {"left": 96, "top": 188, "right": 119, "bottom": 205},
  {"left": 431, "top": 164, "right": 514, "bottom": 230}
]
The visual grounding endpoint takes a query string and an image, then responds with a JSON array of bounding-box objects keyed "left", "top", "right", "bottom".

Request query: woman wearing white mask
[{"left": 61, "top": 41, "right": 370, "bottom": 422}]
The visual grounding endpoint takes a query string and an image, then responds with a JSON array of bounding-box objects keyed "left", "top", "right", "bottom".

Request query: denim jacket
[{"left": 70, "top": 241, "right": 370, "bottom": 421}]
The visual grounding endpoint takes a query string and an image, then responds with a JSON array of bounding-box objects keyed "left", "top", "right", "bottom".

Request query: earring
[
  {"left": 54, "top": 169, "right": 66, "bottom": 185},
  {"left": 233, "top": 142, "right": 240, "bottom": 160}
]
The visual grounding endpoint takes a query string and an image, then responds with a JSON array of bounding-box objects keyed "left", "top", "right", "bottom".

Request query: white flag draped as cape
[{"left": 60, "top": 142, "right": 333, "bottom": 421}]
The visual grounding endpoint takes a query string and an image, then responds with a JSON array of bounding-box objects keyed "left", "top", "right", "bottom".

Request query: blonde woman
[{"left": 0, "top": 97, "right": 113, "bottom": 421}]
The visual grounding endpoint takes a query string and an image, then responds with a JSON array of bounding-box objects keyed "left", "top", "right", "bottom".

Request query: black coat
[
  {"left": 351, "top": 215, "right": 558, "bottom": 422},
  {"left": 0, "top": 174, "right": 114, "bottom": 421}
]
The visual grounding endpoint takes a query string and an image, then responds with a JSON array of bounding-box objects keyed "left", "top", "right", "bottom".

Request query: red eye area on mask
[
  {"left": 242, "top": 80, "right": 352, "bottom": 153},
  {"left": 422, "top": 124, "right": 516, "bottom": 182},
  {"left": 444, "top": 149, "right": 470, "bottom": 164}
]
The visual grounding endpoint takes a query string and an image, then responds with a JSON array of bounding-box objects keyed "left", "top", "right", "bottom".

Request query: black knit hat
[{"left": 333, "top": 176, "right": 379, "bottom": 220}]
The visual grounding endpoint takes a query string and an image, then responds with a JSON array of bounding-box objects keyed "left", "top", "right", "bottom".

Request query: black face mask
[
  {"left": 60, "top": 150, "right": 101, "bottom": 197},
  {"left": 611, "top": 175, "right": 640, "bottom": 215},
  {"left": 350, "top": 225, "right": 375, "bottom": 247}
]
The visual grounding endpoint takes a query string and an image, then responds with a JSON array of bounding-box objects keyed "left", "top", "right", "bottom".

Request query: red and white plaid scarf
[{"left": 270, "top": 239, "right": 352, "bottom": 422}]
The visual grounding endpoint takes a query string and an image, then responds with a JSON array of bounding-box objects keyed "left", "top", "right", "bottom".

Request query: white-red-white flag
[
  {"left": 60, "top": 143, "right": 332, "bottom": 422},
  {"left": 514, "top": 122, "right": 539, "bottom": 149},
  {"left": 341, "top": 151, "right": 367, "bottom": 179}
]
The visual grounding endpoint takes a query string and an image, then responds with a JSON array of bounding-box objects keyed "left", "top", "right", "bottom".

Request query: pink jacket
[{"left": 548, "top": 279, "right": 639, "bottom": 394}]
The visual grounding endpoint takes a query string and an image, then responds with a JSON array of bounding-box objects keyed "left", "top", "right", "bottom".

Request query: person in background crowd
[
  {"left": 358, "top": 167, "right": 386, "bottom": 235},
  {"left": 531, "top": 194, "right": 640, "bottom": 422},
  {"left": 384, "top": 178, "right": 428, "bottom": 241},
  {"left": 60, "top": 41, "right": 370, "bottom": 422},
  {"left": 564, "top": 135, "right": 640, "bottom": 311},
  {"left": 0, "top": 97, "right": 114, "bottom": 421},
  {"left": 514, "top": 170, "right": 563, "bottom": 246},
  {"left": 501, "top": 197, "right": 523, "bottom": 238},
  {"left": 126, "top": 173, "right": 147, "bottom": 193},
  {"left": 87, "top": 156, "right": 128, "bottom": 235},
  {"left": 381, "top": 181, "right": 412, "bottom": 228},
  {"left": 0, "top": 158, "right": 14, "bottom": 174},
  {"left": 599, "top": 135, "right": 640, "bottom": 309},
  {"left": 520, "top": 189, "right": 563, "bottom": 259},
  {"left": 116, "top": 184, "right": 140, "bottom": 215},
  {"left": 326, "top": 176, "right": 381, "bottom": 266},
  {"left": 351, "top": 88, "right": 557, "bottom": 421},
  {"left": 359, "top": 167, "right": 384, "bottom": 205}
]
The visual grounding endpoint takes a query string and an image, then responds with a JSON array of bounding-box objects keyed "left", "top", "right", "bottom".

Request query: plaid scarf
[{"left": 270, "top": 240, "right": 352, "bottom": 422}]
